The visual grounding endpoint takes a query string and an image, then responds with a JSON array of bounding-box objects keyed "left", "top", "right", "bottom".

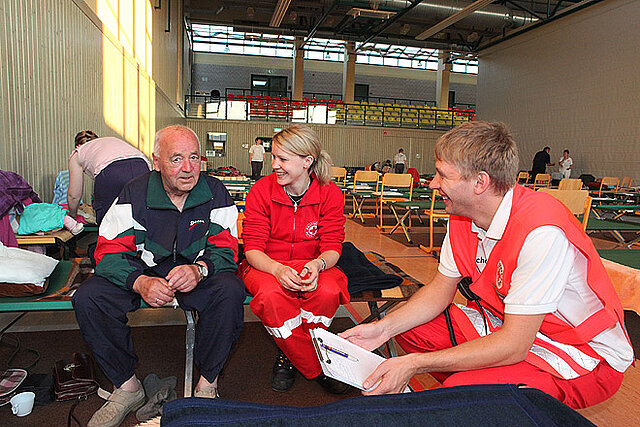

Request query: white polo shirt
[
  {"left": 249, "top": 144, "right": 265, "bottom": 162},
  {"left": 438, "top": 188, "right": 633, "bottom": 372}
]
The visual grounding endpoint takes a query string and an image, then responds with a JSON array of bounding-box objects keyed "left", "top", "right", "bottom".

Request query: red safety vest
[{"left": 448, "top": 185, "right": 628, "bottom": 379}]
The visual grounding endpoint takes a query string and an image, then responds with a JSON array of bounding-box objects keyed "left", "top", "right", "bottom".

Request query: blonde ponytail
[{"left": 312, "top": 149, "right": 333, "bottom": 185}]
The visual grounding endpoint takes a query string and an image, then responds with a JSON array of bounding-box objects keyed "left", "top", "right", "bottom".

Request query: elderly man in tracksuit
[{"left": 73, "top": 125, "right": 245, "bottom": 427}]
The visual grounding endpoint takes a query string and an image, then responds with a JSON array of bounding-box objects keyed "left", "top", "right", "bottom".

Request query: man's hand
[
  {"left": 274, "top": 264, "right": 304, "bottom": 291},
  {"left": 133, "top": 275, "right": 175, "bottom": 307},
  {"left": 166, "top": 264, "right": 201, "bottom": 293},
  {"left": 361, "top": 354, "right": 418, "bottom": 396},
  {"left": 339, "top": 323, "right": 389, "bottom": 352}
]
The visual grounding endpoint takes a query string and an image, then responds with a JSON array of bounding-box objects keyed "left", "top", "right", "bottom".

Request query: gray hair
[{"left": 154, "top": 125, "right": 200, "bottom": 156}]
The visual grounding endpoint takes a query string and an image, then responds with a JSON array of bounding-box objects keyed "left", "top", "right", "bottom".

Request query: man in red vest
[{"left": 341, "top": 121, "right": 633, "bottom": 409}]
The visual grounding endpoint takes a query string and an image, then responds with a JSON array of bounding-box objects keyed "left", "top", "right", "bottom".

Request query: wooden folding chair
[
  {"left": 538, "top": 188, "right": 592, "bottom": 231},
  {"left": 533, "top": 173, "right": 550, "bottom": 189},
  {"left": 387, "top": 199, "right": 430, "bottom": 243},
  {"left": 596, "top": 176, "right": 620, "bottom": 197},
  {"left": 375, "top": 173, "right": 413, "bottom": 232},
  {"left": 349, "top": 170, "right": 380, "bottom": 223},
  {"left": 330, "top": 166, "right": 347, "bottom": 185},
  {"left": 517, "top": 171, "right": 530, "bottom": 184},
  {"left": 419, "top": 189, "right": 449, "bottom": 256},
  {"left": 619, "top": 177, "right": 633, "bottom": 191},
  {"left": 330, "top": 166, "right": 348, "bottom": 204},
  {"left": 558, "top": 178, "right": 582, "bottom": 190}
]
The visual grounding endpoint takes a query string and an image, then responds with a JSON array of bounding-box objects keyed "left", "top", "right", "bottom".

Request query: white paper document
[{"left": 310, "top": 328, "right": 410, "bottom": 392}]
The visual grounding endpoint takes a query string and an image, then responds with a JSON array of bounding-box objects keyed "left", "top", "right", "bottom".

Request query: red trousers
[
  {"left": 396, "top": 312, "right": 624, "bottom": 409},
  {"left": 241, "top": 260, "right": 349, "bottom": 379}
]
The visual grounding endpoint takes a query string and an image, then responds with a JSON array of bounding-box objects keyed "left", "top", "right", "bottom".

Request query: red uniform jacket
[
  {"left": 448, "top": 184, "right": 629, "bottom": 378},
  {"left": 242, "top": 173, "right": 345, "bottom": 261}
]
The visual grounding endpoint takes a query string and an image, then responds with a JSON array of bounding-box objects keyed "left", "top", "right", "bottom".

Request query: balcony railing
[
  {"left": 185, "top": 94, "right": 476, "bottom": 130},
  {"left": 222, "top": 88, "right": 476, "bottom": 110}
]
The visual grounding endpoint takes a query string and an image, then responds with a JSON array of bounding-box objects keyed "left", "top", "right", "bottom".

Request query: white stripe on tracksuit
[
  {"left": 456, "top": 304, "right": 600, "bottom": 379},
  {"left": 264, "top": 309, "right": 333, "bottom": 339}
]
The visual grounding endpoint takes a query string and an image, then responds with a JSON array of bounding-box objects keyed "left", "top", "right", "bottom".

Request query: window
[
  {"left": 189, "top": 24, "right": 478, "bottom": 75},
  {"left": 251, "top": 75, "right": 288, "bottom": 97}
]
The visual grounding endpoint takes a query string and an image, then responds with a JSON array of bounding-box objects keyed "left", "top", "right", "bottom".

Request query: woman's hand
[
  {"left": 298, "top": 258, "right": 323, "bottom": 292},
  {"left": 274, "top": 264, "right": 305, "bottom": 291}
]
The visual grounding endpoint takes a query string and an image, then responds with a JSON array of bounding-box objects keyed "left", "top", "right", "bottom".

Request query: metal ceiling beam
[
  {"left": 551, "top": 0, "right": 565, "bottom": 16},
  {"left": 478, "top": 0, "right": 606, "bottom": 51},
  {"left": 415, "top": 0, "right": 495, "bottom": 41},
  {"left": 300, "top": 1, "right": 339, "bottom": 48},
  {"left": 357, "top": 0, "right": 424, "bottom": 49},
  {"left": 505, "top": 0, "right": 545, "bottom": 21},
  {"left": 269, "top": 0, "right": 291, "bottom": 28}
]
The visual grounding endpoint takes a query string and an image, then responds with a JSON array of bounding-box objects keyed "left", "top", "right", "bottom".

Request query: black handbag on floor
[
  {"left": 53, "top": 353, "right": 98, "bottom": 401},
  {"left": 17, "top": 373, "right": 55, "bottom": 405}
]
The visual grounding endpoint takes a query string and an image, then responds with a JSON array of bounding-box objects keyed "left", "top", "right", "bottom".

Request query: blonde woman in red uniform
[{"left": 240, "top": 125, "right": 349, "bottom": 394}]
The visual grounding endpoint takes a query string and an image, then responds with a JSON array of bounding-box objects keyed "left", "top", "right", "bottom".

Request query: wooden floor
[{"left": 343, "top": 218, "right": 639, "bottom": 427}]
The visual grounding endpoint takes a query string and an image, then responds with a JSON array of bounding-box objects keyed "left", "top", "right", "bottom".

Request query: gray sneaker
[
  {"left": 88, "top": 383, "right": 146, "bottom": 427},
  {"left": 193, "top": 385, "right": 219, "bottom": 398}
]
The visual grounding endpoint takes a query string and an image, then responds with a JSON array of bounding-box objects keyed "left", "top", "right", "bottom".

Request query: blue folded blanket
[{"left": 161, "top": 384, "right": 593, "bottom": 426}]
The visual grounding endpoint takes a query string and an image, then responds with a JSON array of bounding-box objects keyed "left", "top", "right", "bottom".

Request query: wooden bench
[{"left": 15, "top": 225, "right": 99, "bottom": 259}]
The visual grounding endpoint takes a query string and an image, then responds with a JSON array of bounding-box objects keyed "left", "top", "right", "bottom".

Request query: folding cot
[
  {"left": 0, "top": 260, "right": 204, "bottom": 398},
  {"left": 597, "top": 249, "right": 640, "bottom": 269}
]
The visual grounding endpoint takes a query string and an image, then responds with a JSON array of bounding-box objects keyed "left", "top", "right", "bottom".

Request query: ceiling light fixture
[
  {"left": 415, "top": 0, "right": 494, "bottom": 41},
  {"left": 347, "top": 7, "right": 395, "bottom": 20}
]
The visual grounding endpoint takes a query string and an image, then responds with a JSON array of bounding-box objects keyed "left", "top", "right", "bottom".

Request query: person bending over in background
[
  {"left": 67, "top": 130, "right": 151, "bottom": 225},
  {"left": 73, "top": 125, "right": 245, "bottom": 427},
  {"left": 381, "top": 160, "right": 392, "bottom": 174},
  {"left": 341, "top": 121, "right": 632, "bottom": 409},
  {"left": 240, "top": 124, "right": 350, "bottom": 394}
]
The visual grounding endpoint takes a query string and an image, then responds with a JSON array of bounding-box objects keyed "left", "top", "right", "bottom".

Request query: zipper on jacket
[
  {"left": 173, "top": 237, "right": 177, "bottom": 262},
  {"left": 290, "top": 202, "right": 297, "bottom": 259}
]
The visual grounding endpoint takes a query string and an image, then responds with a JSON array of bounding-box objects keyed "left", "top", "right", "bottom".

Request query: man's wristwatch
[{"left": 195, "top": 263, "right": 208, "bottom": 281}]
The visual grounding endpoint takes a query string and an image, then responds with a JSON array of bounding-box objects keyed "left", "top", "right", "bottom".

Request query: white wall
[
  {"left": 0, "top": 0, "right": 185, "bottom": 201},
  {"left": 477, "top": 0, "right": 640, "bottom": 182}
]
